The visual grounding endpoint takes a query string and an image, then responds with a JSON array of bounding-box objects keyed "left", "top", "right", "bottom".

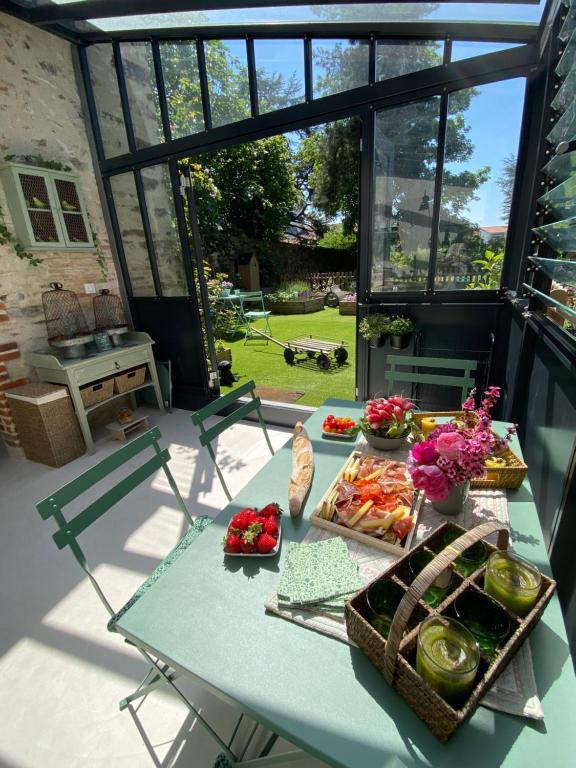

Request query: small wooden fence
[{"left": 308, "top": 271, "right": 356, "bottom": 292}]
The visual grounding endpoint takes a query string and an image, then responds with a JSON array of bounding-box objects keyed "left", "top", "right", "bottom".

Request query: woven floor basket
[
  {"left": 79, "top": 376, "right": 114, "bottom": 407},
  {"left": 345, "top": 521, "right": 556, "bottom": 742}
]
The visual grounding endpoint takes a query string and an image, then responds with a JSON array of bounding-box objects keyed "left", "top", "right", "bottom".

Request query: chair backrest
[
  {"left": 385, "top": 355, "right": 477, "bottom": 404},
  {"left": 36, "top": 427, "right": 192, "bottom": 615},
  {"left": 240, "top": 291, "right": 266, "bottom": 313},
  {"left": 191, "top": 380, "right": 274, "bottom": 500}
]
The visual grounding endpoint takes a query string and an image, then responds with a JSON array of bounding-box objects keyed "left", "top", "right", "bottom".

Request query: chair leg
[{"left": 207, "top": 442, "right": 232, "bottom": 501}]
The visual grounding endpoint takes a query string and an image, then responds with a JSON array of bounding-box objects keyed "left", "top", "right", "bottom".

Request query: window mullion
[{"left": 427, "top": 90, "right": 449, "bottom": 295}]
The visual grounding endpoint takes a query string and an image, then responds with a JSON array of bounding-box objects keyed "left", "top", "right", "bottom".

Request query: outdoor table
[{"left": 114, "top": 399, "right": 576, "bottom": 768}]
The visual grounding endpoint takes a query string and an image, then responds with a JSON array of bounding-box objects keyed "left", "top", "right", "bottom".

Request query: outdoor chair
[
  {"left": 384, "top": 354, "right": 477, "bottom": 406},
  {"left": 239, "top": 291, "right": 272, "bottom": 343},
  {"left": 191, "top": 379, "right": 274, "bottom": 501},
  {"left": 35, "top": 427, "right": 243, "bottom": 762}
]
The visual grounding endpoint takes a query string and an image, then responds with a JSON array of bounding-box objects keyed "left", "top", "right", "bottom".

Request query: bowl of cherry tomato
[{"left": 322, "top": 414, "right": 359, "bottom": 440}]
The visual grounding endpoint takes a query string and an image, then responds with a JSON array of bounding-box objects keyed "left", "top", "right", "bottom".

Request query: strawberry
[
  {"left": 224, "top": 532, "right": 243, "bottom": 553},
  {"left": 258, "top": 502, "right": 282, "bottom": 518},
  {"left": 240, "top": 539, "right": 256, "bottom": 554},
  {"left": 256, "top": 533, "right": 278, "bottom": 554},
  {"left": 263, "top": 517, "right": 279, "bottom": 538},
  {"left": 230, "top": 508, "right": 257, "bottom": 531}
]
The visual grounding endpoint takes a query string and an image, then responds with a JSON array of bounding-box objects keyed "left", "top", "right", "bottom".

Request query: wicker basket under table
[
  {"left": 79, "top": 376, "right": 114, "bottom": 407},
  {"left": 114, "top": 366, "right": 146, "bottom": 394},
  {"left": 345, "top": 520, "right": 556, "bottom": 742},
  {"left": 6, "top": 382, "right": 85, "bottom": 467}
]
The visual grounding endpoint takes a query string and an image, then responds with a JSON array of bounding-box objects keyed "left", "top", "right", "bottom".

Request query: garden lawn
[{"left": 221, "top": 307, "right": 356, "bottom": 407}]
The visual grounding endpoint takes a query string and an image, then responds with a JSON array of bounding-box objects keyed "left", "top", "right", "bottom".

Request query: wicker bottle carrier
[{"left": 345, "top": 521, "right": 556, "bottom": 742}]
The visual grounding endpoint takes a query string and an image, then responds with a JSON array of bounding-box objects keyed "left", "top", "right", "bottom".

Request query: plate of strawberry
[{"left": 223, "top": 502, "right": 282, "bottom": 556}]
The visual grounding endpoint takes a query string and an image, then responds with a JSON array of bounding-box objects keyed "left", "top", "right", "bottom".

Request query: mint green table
[{"left": 114, "top": 400, "right": 576, "bottom": 767}]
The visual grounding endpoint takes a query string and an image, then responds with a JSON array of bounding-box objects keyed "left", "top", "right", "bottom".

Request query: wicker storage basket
[
  {"left": 114, "top": 366, "right": 146, "bottom": 394},
  {"left": 345, "top": 521, "right": 556, "bottom": 742},
  {"left": 412, "top": 412, "right": 527, "bottom": 489},
  {"left": 6, "top": 383, "right": 85, "bottom": 467},
  {"left": 79, "top": 376, "right": 114, "bottom": 407}
]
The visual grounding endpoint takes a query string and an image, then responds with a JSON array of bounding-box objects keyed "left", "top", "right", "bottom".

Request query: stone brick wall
[{"left": 0, "top": 13, "right": 122, "bottom": 452}]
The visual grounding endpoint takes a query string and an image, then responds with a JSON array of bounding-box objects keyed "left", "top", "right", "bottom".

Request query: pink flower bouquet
[
  {"left": 407, "top": 386, "right": 516, "bottom": 501},
  {"left": 359, "top": 395, "right": 415, "bottom": 440}
]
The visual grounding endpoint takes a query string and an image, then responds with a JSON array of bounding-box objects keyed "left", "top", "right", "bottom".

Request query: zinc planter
[
  {"left": 364, "top": 432, "right": 408, "bottom": 450},
  {"left": 390, "top": 333, "right": 412, "bottom": 350},
  {"left": 431, "top": 480, "right": 471, "bottom": 515},
  {"left": 368, "top": 334, "right": 387, "bottom": 349}
]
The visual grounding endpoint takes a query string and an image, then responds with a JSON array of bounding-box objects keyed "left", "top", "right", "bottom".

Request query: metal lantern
[
  {"left": 93, "top": 289, "right": 128, "bottom": 346},
  {"left": 42, "top": 282, "right": 93, "bottom": 358}
]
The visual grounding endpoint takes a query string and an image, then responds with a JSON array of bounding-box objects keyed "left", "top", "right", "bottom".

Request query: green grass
[{"left": 220, "top": 307, "right": 356, "bottom": 407}]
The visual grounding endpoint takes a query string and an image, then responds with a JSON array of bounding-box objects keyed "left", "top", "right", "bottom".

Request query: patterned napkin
[{"left": 276, "top": 537, "right": 363, "bottom": 609}]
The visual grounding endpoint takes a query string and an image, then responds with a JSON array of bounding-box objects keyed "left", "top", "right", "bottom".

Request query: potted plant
[
  {"left": 388, "top": 315, "right": 415, "bottom": 349},
  {"left": 215, "top": 339, "right": 231, "bottom": 364},
  {"left": 359, "top": 395, "right": 415, "bottom": 450},
  {"left": 359, "top": 314, "right": 391, "bottom": 348}
]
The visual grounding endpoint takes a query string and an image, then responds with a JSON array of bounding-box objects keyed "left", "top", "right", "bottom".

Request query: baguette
[{"left": 288, "top": 421, "right": 314, "bottom": 517}]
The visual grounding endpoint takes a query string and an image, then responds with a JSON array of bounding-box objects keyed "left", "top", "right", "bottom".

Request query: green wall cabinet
[{"left": 0, "top": 162, "right": 94, "bottom": 250}]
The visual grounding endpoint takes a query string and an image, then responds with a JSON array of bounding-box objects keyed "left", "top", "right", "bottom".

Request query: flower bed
[
  {"left": 339, "top": 300, "right": 357, "bottom": 315},
  {"left": 266, "top": 296, "right": 325, "bottom": 314}
]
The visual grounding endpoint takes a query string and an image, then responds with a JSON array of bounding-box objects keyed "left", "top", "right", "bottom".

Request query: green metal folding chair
[
  {"left": 191, "top": 379, "right": 274, "bottom": 501},
  {"left": 239, "top": 291, "right": 272, "bottom": 343},
  {"left": 35, "top": 427, "right": 245, "bottom": 764},
  {"left": 385, "top": 354, "right": 477, "bottom": 405}
]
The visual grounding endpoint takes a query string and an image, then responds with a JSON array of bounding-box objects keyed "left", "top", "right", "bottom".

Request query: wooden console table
[{"left": 27, "top": 332, "right": 165, "bottom": 454}]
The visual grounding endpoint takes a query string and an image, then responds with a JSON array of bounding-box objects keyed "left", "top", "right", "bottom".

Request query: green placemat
[{"left": 277, "top": 537, "right": 363, "bottom": 606}]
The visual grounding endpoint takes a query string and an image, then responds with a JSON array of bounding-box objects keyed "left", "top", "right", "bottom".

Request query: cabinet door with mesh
[
  {"left": 52, "top": 175, "right": 94, "bottom": 248},
  {"left": 17, "top": 171, "right": 65, "bottom": 247}
]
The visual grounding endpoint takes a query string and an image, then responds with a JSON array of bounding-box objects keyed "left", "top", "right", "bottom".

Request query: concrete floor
[{"left": 0, "top": 408, "right": 329, "bottom": 768}]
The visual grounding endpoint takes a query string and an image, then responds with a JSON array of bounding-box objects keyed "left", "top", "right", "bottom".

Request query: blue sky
[{"left": 254, "top": 40, "right": 525, "bottom": 227}]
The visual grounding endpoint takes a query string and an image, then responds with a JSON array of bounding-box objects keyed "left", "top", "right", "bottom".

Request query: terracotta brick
[
  {"left": 0, "top": 350, "right": 20, "bottom": 363},
  {"left": 0, "top": 343, "right": 18, "bottom": 353},
  {"left": 4, "top": 437, "right": 22, "bottom": 447},
  {"left": 0, "top": 378, "right": 28, "bottom": 391}
]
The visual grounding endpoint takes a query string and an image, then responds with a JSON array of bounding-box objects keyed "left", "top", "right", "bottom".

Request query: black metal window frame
[{"left": 79, "top": 35, "right": 537, "bottom": 305}]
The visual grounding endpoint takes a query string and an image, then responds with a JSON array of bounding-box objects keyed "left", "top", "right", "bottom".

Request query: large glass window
[
  {"left": 436, "top": 78, "right": 525, "bottom": 290},
  {"left": 160, "top": 41, "right": 204, "bottom": 139},
  {"left": 312, "top": 39, "right": 369, "bottom": 98},
  {"left": 205, "top": 39, "right": 251, "bottom": 127},
  {"left": 140, "top": 165, "right": 189, "bottom": 297},
  {"left": 109, "top": 173, "right": 156, "bottom": 297},
  {"left": 120, "top": 42, "right": 164, "bottom": 149},
  {"left": 254, "top": 38, "right": 305, "bottom": 113},
  {"left": 85, "top": 44, "right": 128, "bottom": 159},
  {"left": 371, "top": 97, "right": 440, "bottom": 292},
  {"left": 376, "top": 39, "right": 443, "bottom": 81}
]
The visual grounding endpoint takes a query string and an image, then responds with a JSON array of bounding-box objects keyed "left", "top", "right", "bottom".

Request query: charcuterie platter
[{"left": 310, "top": 450, "right": 423, "bottom": 555}]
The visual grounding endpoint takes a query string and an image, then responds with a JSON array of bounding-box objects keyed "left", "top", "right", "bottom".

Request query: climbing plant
[{"left": 0, "top": 204, "right": 43, "bottom": 267}]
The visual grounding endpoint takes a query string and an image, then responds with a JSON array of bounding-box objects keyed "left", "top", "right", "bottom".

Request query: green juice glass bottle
[
  {"left": 484, "top": 551, "right": 541, "bottom": 617},
  {"left": 417, "top": 616, "right": 480, "bottom": 707}
]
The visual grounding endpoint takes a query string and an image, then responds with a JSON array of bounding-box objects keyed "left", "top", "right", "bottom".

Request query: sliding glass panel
[
  {"left": 371, "top": 96, "right": 440, "bottom": 292},
  {"left": 205, "top": 39, "right": 251, "bottom": 127},
  {"left": 375, "top": 39, "right": 443, "bottom": 81},
  {"left": 436, "top": 78, "right": 525, "bottom": 291},
  {"left": 110, "top": 173, "right": 156, "bottom": 297},
  {"left": 120, "top": 42, "right": 164, "bottom": 149},
  {"left": 450, "top": 41, "right": 522, "bottom": 62},
  {"left": 160, "top": 41, "right": 204, "bottom": 139},
  {"left": 254, "top": 38, "right": 305, "bottom": 113},
  {"left": 140, "top": 165, "right": 189, "bottom": 297},
  {"left": 85, "top": 44, "right": 128, "bottom": 158},
  {"left": 312, "top": 39, "right": 369, "bottom": 98}
]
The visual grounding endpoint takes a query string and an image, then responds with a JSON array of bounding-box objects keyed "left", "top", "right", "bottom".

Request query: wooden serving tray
[{"left": 310, "top": 450, "right": 423, "bottom": 555}]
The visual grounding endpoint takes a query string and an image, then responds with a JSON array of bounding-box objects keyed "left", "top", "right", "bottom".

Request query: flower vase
[
  {"left": 221, "top": 288, "right": 230, "bottom": 297},
  {"left": 431, "top": 480, "right": 470, "bottom": 515}
]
